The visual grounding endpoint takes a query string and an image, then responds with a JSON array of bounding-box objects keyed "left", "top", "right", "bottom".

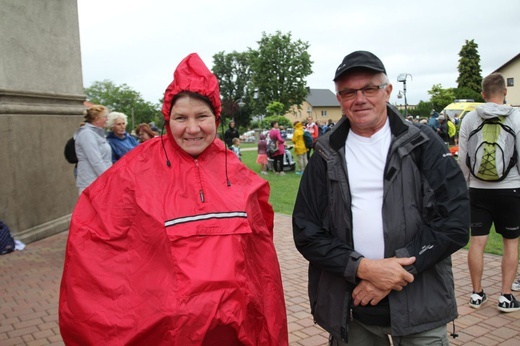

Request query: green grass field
[
  {"left": 239, "top": 143, "right": 504, "bottom": 255},
  {"left": 240, "top": 143, "right": 301, "bottom": 215}
]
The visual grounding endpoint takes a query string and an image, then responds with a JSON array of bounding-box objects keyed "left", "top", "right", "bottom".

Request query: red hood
[{"left": 161, "top": 53, "right": 221, "bottom": 123}]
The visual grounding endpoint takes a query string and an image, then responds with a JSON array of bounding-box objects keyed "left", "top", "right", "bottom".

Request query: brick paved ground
[{"left": 1, "top": 213, "right": 519, "bottom": 345}]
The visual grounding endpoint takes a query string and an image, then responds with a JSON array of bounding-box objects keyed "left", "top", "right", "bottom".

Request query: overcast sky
[{"left": 77, "top": 0, "right": 519, "bottom": 109}]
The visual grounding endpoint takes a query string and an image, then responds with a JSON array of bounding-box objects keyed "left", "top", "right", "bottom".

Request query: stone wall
[{"left": 0, "top": 0, "right": 85, "bottom": 243}]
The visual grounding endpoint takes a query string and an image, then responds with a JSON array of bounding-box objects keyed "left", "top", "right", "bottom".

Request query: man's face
[{"left": 335, "top": 70, "right": 392, "bottom": 137}]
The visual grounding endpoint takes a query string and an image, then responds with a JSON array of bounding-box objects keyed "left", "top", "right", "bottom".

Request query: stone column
[{"left": 0, "top": 0, "right": 85, "bottom": 243}]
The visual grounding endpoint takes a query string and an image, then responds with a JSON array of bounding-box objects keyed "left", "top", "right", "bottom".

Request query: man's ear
[{"left": 385, "top": 83, "right": 393, "bottom": 102}]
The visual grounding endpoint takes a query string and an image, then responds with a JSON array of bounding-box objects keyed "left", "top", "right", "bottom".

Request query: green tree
[
  {"left": 266, "top": 101, "right": 285, "bottom": 117},
  {"left": 253, "top": 102, "right": 288, "bottom": 130},
  {"left": 453, "top": 86, "right": 484, "bottom": 102},
  {"left": 415, "top": 100, "right": 434, "bottom": 118},
  {"left": 428, "top": 84, "right": 455, "bottom": 112},
  {"left": 249, "top": 31, "right": 313, "bottom": 115},
  {"left": 85, "top": 80, "right": 162, "bottom": 130},
  {"left": 212, "top": 51, "right": 253, "bottom": 129},
  {"left": 457, "top": 39, "right": 482, "bottom": 94},
  {"left": 262, "top": 115, "right": 292, "bottom": 130}
]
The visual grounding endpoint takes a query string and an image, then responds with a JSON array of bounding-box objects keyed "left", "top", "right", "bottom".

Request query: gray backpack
[
  {"left": 465, "top": 116, "right": 518, "bottom": 182},
  {"left": 266, "top": 138, "right": 277, "bottom": 156}
]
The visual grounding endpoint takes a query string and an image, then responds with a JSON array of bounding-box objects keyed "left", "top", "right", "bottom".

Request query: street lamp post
[
  {"left": 253, "top": 88, "right": 262, "bottom": 129},
  {"left": 397, "top": 73, "right": 413, "bottom": 117},
  {"left": 397, "top": 90, "right": 405, "bottom": 114},
  {"left": 234, "top": 98, "right": 245, "bottom": 122}
]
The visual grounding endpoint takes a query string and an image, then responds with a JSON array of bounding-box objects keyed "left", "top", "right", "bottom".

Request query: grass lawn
[
  {"left": 240, "top": 144, "right": 504, "bottom": 256},
  {"left": 241, "top": 145, "right": 301, "bottom": 215}
]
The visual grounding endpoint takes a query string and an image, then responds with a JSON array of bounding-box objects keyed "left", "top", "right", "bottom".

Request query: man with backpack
[{"left": 459, "top": 72, "right": 520, "bottom": 312}]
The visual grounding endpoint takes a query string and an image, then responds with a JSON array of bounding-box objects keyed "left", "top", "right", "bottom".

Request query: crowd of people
[
  {"left": 60, "top": 50, "right": 519, "bottom": 345},
  {"left": 71, "top": 107, "right": 161, "bottom": 194},
  {"left": 404, "top": 110, "right": 461, "bottom": 147},
  {"left": 74, "top": 101, "right": 337, "bottom": 186},
  {"left": 258, "top": 116, "right": 336, "bottom": 175}
]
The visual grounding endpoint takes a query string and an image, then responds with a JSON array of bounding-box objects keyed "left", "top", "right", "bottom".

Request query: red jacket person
[{"left": 59, "top": 53, "right": 288, "bottom": 345}]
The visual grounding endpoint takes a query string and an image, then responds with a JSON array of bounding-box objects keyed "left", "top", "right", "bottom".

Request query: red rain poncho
[{"left": 59, "top": 53, "right": 288, "bottom": 345}]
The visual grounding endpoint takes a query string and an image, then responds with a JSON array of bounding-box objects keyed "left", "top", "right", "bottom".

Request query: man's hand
[
  {"left": 356, "top": 257, "right": 415, "bottom": 291},
  {"left": 352, "top": 280, "right": 390, "bottom": 306}
]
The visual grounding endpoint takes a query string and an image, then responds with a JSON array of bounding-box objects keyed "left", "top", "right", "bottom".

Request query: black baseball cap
[{"left": 333, "top": 51, "right": 387, "bottom": 81}]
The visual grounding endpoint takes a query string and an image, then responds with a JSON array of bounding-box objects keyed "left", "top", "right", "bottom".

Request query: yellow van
[{"left": 442, "top": 99, "right": 484, "bottom": 121}]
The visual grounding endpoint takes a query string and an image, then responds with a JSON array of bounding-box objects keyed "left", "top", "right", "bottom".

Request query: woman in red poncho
[{"left": 59, "top": 53, "right": 288, "bottom": 346}]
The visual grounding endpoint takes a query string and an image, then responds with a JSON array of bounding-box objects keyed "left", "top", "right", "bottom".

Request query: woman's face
[
  {"left": 112, "top": 118, "right": 127, "bottom": 137},
  {"left": 169, "top": 96, "right": 217, "bottom": 157},
  {"left": 94, "top": 112, "right": 108, "bottom": 128},
  {"left": 138, "top": 131, "right": 152, "bottom": 142}
]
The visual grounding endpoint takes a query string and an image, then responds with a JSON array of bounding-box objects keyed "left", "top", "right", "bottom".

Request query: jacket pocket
[
  {"left": 164, "top": 216, "right": 252, "bottom": 298},
  {"left": 397, "top": 258, "right": 457, "bottom": 330},
  {"left": 312, "top": 270, "right": 351, "bottom": 340}
]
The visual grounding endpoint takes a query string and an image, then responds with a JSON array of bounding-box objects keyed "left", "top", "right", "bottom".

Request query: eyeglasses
[{"left": 337, "top": 83, "right": 388, "bottom": 100}]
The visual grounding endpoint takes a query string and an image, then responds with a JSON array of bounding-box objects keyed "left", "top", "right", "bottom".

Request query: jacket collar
[
  {"left": 82, "top": 122, "right": 106, "bottom": 137},
  {"left": 107, "top": 131, "right": 129, "bottom": 141}
]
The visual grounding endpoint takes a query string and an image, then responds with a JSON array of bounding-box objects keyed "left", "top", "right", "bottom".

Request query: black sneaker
[
  {"left": 498, "top": 294, "right": 520, "bottom": 312},
  {"left": 469, "top": 291, "right": 487, "bottom": 309}
]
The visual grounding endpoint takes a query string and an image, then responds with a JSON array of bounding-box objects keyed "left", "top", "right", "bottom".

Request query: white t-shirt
[{"left": 345, "top": 120, "right": 391, "bottom": 259}]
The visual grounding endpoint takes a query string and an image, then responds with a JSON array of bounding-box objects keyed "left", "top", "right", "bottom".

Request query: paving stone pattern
[{"left": 1, "top": 213, "right": 519, "bottom": 345}]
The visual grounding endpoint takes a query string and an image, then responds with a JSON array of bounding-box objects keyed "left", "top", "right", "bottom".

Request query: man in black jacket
[
  {"left": 224, "top": 121, "right": 239, "bottom": 148},
  {"left": 436, "top": 114, "right": 450, "bottom": 145},
  {"left": 293, "top": 51, "right": 470, "bottom": 345}
]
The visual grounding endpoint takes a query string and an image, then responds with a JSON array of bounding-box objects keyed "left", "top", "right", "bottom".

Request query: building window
[
  {"left": 321, "top": 110, "right": 327, "bottom": 117},
  {"left": 507, "top": 78, "right": 514, "bottom": 87}
]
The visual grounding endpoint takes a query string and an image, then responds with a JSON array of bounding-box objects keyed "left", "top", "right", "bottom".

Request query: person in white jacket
[{"left": 458, "top": 72, "right": 520, "bottom": 312}]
